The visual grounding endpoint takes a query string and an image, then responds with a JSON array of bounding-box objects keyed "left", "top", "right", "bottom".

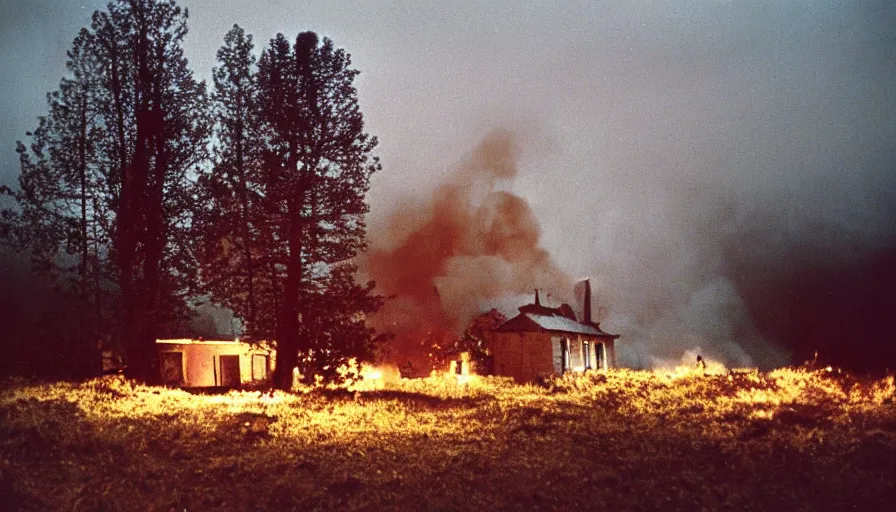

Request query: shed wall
[{"left": 157, "top": 343, "right": 270, "bottom": 387}]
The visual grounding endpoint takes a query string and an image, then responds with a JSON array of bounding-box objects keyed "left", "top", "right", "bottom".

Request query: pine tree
[
  {"left": 196, "top": 25, "right": 265, "bottom": 337},
  {"left": 2, "top": 0, "right": 210, "bottom": 381},
  {"left": 1, "top": 29, "right": 111, "bottom": 376},
  {"left": 296, "top": 262, "right": 386, "bottom": 383},
  {"left": 253, "top": 31, "right": 382, "bottom": 389},
  {"left": 95, "top": 0, "right": 210, "bottom": 381}
]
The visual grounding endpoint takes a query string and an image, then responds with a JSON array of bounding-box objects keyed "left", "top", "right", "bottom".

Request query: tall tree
[
  {"left": 1, "top": 29, "right": 111, "bottom": 376},
  {"left": 96, "top": 0, "right": 211, "bottom": 381},
  {"left": 196, "top": 25, "right": 265, "bottom": 337},
  {"left": 1, "top": 0, "right": 210, "bottom": 381},
  {"left": 253, "top": 31, "right": 382, "bottom": 389}
]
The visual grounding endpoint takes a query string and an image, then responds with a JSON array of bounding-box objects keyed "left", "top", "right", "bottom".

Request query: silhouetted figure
[{"left": 696, "top": 354, "right": 707, "bottom": 373}]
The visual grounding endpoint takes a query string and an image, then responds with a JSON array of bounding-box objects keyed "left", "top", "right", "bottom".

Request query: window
[
  {"left": 252, "top": 354, "right": 269, "bottom": 381},
  {"left": 219, "top": 355, "right": 241, "bottom": 387},
  {"left": 561, "top": 338, "right": 570, "bottom": 373},
  {"left": 160, "top": 352, "right": 184, "bottom": 385},
  {"left": 584, "top": 341, "right": 591, "bottom": 369},
  {"left": 552, "top": 337, "right": 564, "bottom": 374},
  {"left": 595, "top": 343, "right": 604, "bottom": 370}
]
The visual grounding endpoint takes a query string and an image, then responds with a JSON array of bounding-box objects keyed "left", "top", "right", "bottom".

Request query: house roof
[
  {"left": 492, "top": 290, "right": 619, "bottom": 338},
  {"left": 495, "top": 311, "right": 619, "bottom": 338}
]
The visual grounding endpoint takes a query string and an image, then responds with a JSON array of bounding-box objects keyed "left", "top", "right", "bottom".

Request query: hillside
[{"left": 1, "top": 368, "right": 895, "bottom": 510}]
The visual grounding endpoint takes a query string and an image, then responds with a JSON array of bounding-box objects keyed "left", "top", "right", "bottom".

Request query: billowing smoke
[
  {"left": 364, "top": 129, "right": 571, "bottom": 370},
  {"left": 363, "top": 128, "right": 783, "bottom": 372},
  {"left": 364, "top": 120, "right": 894, "bottom": 374},
  {"left": 583, "top": 179, "right": 783, "bottom": 370}
]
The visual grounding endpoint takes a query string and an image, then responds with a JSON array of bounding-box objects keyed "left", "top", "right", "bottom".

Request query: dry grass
[{"left": 1, "top": 367, "right": 895, "bottom": 511}]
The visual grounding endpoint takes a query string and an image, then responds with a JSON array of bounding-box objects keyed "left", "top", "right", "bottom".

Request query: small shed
[
  {"left": 156, "top": 338, "right": 274, "bottom": 388},
  {"left": 487, "top": 282, "right": 619, "bottom": 382}
]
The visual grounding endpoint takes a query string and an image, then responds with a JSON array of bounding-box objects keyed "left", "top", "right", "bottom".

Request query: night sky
[{"left": 1, "top": 1, "right": 894, "bottom": 371}]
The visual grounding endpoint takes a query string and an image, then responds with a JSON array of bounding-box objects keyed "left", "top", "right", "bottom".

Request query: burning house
[
  {"left": 156, "top": 339, "right": 274, "bottom": 388},
  {"left": 487, "top": 281, "right": 618, "bottom": 382}
]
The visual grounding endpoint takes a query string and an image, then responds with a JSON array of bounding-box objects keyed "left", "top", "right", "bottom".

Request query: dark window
[
  {"left": 595, "top": 343, "right": 604, "bottom": 370},
  {"left": 160, "top": 352, "right": 184, "bottom": 385},
  {"left": 219, "top": 355, "right": 241, "bottom": 387}
]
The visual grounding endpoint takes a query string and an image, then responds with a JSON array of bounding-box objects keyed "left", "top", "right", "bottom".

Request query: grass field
[{"left": 1, "top": 367, "right": 895, "bottom": 511}]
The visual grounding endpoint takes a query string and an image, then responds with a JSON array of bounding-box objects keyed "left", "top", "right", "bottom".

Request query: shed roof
[{"left": 156, "top": 338, "right": 242, "bottom": 346}]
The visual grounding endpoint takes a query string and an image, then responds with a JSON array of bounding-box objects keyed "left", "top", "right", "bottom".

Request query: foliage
[
  {"left": 421, "top": 309, "right": 506, "bottom": 376},
  {"left": 195, "top": 25, "right": 266, "bottom": 338},
  {"left": 294, "top": 263, "right": 387, "bottom": 384},
  {"left": 197, "top": 28, "right": 382, "bottom": 389},
  {"left": 0, "top": 0, "right": 211, "bottom": 382},
  {"left": 458, "top": 308, "right": 505, "bottom": 371},
  {"left": 2, "top": 367, "right": 894, "bottom": 510},
  {"left": 0, "top": 28, "right": 112, "bottom": 376},
  {"left": 2, "top": 8, "right": 383, "bottom": 386}
]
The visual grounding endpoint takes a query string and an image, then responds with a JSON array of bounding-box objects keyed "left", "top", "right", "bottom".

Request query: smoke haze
[
  {"left": 2, "top": 1, "right": 895, "bottom": 371},
  {"left": 364, "top": 129, "right": 571, "bottom": 368}
]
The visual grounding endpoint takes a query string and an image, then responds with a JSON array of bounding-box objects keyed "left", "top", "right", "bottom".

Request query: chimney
[
  {"left": 583, "top": 279, "right": 592, "bottom": 325},
  {"left": 534, "top": 289, "right": 540, "bottom": 306}
]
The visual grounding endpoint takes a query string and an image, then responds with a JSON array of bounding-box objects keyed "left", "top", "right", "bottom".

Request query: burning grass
[{"left": 1, "top": 367, "right": 895, "bottom": 510}]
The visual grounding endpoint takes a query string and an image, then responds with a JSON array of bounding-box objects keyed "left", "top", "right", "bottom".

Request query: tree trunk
[
  {"left": 236, "top": 105, "right": 256, "bottom": 330},
  {"left": 273, "top": 221, "right": 303, "bottom": 390},
  {"left": 137, "top": 105, "right": 166, "bottom": 385},
  {"left": 77, "top": 93, "right": 90, "bottom": 343},
  {"left": 123, "top": 21, "right": 154, "bottom": 383},
  {"left": 114, "top": 38, "right": 139, "bottom": 380},
  {"left": 273, "top": 170, "right": 307, "bottom": 390}
]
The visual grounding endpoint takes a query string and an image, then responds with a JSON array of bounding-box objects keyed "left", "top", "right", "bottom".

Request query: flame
[
  {"left": 651, "top": 348, "right": 728, "bottom": 379},
  {"left": 346, "top": 363, "right": 401, "bottom": 391}
]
